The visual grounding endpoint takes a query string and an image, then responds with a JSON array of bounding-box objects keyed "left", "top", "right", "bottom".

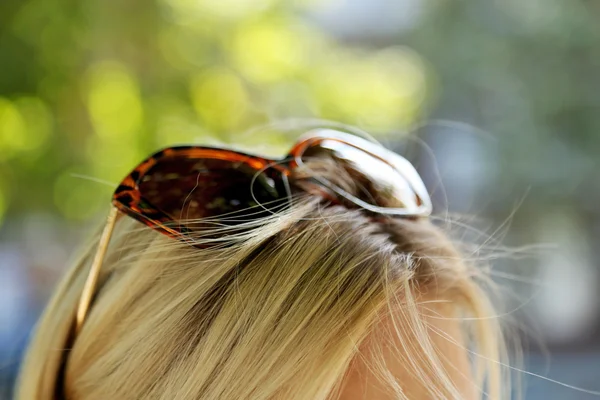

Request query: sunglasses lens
[
  {"left": 137, "top": 157, "right": 283, "bottom": 229},
  {"left": 300, "top": 139, "right": 429, "bottom": 214}
]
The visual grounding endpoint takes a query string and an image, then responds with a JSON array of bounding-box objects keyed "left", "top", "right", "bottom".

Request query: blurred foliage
[
  {"left": 0, "top": 0, "right": 431, "bottom": 223},
  {"left": 1, "top": 0, "right": 599, "bottom": 225},
  {"left": 404, "top": 0, "right": 600, "bottom": 211}
]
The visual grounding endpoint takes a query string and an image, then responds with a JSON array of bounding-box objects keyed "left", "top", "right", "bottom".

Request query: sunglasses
[{"left": 75, "top": 129, "right": 432, "bottom": 333}]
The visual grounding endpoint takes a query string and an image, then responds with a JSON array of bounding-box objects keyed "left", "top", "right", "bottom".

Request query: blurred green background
[{"left": 1, "top": 0, "right": 600, "bottom": 398}]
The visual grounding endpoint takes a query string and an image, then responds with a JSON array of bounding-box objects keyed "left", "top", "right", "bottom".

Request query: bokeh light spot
[
  {"left": 162, "top": 0, "right": 277, "bottom": 23},
  {"left": 230, "top": 18, "right": 318, "bottom": 83},
  {"left": 310, "top": 47, "right": 429, "bottom": 130},
  {"left": 0, "top": 97, "right": 27, "bottom": 159},
  {"left": 85, "top": 61, "right": 144, "bottom": 140},
  {"left": 15, "top": 96, "right": 53, "bottom": 151},
  {"left": 189, "top": 68, "right": 249, "bottom": 131}
]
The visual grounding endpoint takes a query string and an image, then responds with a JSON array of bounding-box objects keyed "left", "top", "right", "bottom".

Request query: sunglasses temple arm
[{"left": 75, "top": 207, "right": 120, "bottom": 334}]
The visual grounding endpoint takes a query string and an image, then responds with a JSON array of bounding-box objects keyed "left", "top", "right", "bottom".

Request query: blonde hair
[{"left": 18, "top": 160, "right": 509, "bottom": 399}]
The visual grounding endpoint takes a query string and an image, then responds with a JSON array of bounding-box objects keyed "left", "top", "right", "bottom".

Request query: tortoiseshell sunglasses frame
[{"left": 75, "top": 129, "right": 432, "bottom": 334}]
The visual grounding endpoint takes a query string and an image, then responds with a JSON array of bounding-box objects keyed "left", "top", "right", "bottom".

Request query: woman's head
[{"left": 18, "top": 131, "right": 507, "bottom": 399}]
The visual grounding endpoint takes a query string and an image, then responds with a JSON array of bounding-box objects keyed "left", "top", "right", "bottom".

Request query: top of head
[{"left": 16, "top": 127, "right": 505, "bottom": 400}]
